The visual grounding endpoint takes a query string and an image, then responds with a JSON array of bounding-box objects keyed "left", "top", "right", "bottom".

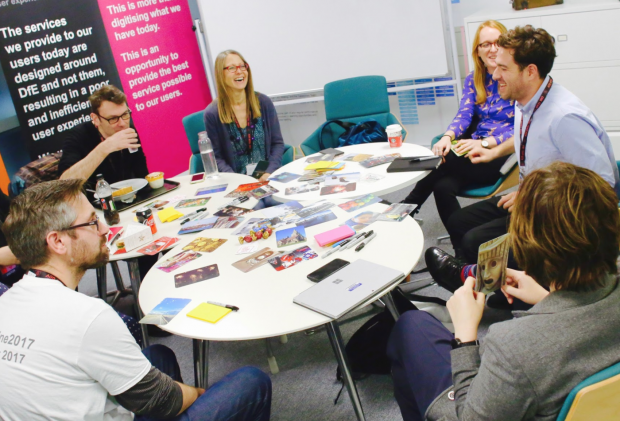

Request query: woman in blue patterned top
[
  {"left": 403, "top": 20, "right": 515, "bottom": 228},
  {"left": 203, "top": 50, "right": 285, "bottom": 207}
]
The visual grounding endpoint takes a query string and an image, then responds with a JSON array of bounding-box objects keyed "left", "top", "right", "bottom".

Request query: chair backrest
[
  {"left": 557, "top": 361, "right": 620, "bottom": 421},
  {"left": 324, "top": 76, "right": 390, "bottom": 122},
  {"left": 182, "top": 111, "right": 206, "bottom": 156},
  {"left": 182, "top": 111, "right": 206, "bottom": 174}
]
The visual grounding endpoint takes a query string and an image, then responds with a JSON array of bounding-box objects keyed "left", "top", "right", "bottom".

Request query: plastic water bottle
[
  {"left": 96, "top": 174, "right": 120, "bottom": 226},
  {"left": 198, "top": 131, "right": 219, "bottom": 179}
]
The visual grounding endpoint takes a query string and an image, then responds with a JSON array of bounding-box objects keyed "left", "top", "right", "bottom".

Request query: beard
[{"left": 72, "top": 236, "right": 110, "bottom": 272}]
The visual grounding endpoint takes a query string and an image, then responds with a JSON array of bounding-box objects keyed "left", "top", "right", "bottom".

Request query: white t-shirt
[{"left": 0, "top": 275, "right": 151, "bottom": 421}]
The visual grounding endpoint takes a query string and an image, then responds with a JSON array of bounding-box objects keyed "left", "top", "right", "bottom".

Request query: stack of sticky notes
[
  {"left": 157, "top": 207, "right": 184, "bottom": 223},
  {"left": 187, "top": 303, "right": 232, "bottom": 323},
  {"left": 304, "top": 161, "right": 344, "bottom": 173}
]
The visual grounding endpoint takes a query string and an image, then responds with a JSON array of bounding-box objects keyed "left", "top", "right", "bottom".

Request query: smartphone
[
  {"left": 190, "top": 173, "right": 205, "bottom": 184},
  {"left": 307, "top": 258, "right": 350, "bottom": 283}
]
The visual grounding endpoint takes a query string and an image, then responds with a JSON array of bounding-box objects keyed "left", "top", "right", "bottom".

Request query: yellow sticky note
[
  {"left": 304, "top": 161, "right": 338, "bottom": 171},
  {"left": 157, "top": 207, "right": 183, "bottom": 223},
  {"left": 187, "top": 303, "right": 232, "bottom": 324}
]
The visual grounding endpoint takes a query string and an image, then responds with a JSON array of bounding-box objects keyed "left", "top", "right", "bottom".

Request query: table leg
[
  {"left": 265, "top": 338, "right": 279, "bottom": 374},
  {"left": 127, "top": 259, "right": 149, "bottom": 348},
  {"left": 109, "top": 261, "right": 133, "bottom": 307},
  {"left": 192, "top": 339, "right": 209, "bottom": 388},
  {"left": 326, "top": 321, "right": 366, "bottom": 421},
  {"left": 96, "top": 266, "right": 107, "bottom": 303},
  {"left": 382, "top": 291, "right": 401, "bottom": 322}
]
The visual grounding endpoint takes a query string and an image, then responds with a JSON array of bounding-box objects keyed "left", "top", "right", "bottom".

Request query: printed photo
[
  {"left": 156, "top": 250, "right": 202, "bottom": 273},
  {"left": 232, "top": 247, "right": 280, "bottom": 273},
  {"left": 275, "top": 226, "right": 307, "bottom": 248},
  {"left": 174, "top": 264, "right": 220, "bottom": 288},
  {"left": 182, "top": 237, "right": 227, "bottom": 253},
  {"left": 175, "top": 198, "right": 210, "bottom": 209},
  {"left": 196, "top": 184, "right": 228, "bottom": 196},
  {"left": 285, "top": 184, "right": 320, "bottom": 195},
  {"left": 139, "top": 298, "right": 192, "bottom": 325},
  {"left": 342, "top": 211, "right": 379, "bottom": 231},
  {"left": 295, "top": 210, "right": 337, "bottom": 229},
  {"left": 268, "top": 172, "right": 301, "bottom": 183},
  {"left": 338, "top": 194, "right": 382, "bottom": 213},
  {"left": 320, "top": 183, "right": 357, "bottom": 196}
]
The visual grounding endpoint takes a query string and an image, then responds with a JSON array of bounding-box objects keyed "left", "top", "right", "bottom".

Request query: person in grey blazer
[{"left": 388, "top": 161, "right": 620, "bottom": 421}]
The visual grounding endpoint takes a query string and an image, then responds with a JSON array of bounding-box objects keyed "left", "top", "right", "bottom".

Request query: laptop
[{"left": 293, "top": 259, "right": 405, "bottom": 319}]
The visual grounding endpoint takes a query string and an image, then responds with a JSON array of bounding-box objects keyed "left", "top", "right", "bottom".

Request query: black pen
[
  {"left": 409, "top": 156, "right": 439, "bottom": 162},
  {"left": 179, "top": 208, "right": 207, "bottom": 225},
  {"left": 207, "top": 301, "right": 239, "bottom": 311}
]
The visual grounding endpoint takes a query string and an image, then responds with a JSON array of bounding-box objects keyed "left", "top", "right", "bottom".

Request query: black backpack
[{"left": 333, "top": 287, "right": 447, "bottom": 403}]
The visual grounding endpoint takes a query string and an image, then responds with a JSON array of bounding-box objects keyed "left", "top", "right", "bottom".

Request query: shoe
[{"left": 425, "top": 247, "right": 465, "bottom": 293}]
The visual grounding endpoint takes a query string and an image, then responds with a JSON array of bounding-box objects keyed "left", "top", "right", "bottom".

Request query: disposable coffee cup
[{"left": 386, "top": 124, "right": 403, "bottom": 148}]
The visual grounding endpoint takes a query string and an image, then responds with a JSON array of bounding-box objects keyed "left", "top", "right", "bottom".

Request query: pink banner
[{"left": 97, "top": 0, "right": 211, "bottom": 177}]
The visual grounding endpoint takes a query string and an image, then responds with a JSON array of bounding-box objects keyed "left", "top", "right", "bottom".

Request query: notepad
[
  {"left": 186, "top": 303, "right": 232, "bottom": 323},
  {"left": 157, "top": 207, "right": 184, "bottom": 223},
  {"left": 304, "top": 161, "right": 339, "bottom": 171}
]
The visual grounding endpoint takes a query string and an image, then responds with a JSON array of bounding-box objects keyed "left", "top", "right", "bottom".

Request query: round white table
[
  {"left": 96, "top": 173, "right": 258, "bottom": 347},
  {"left": 269, "top": 142, "right": 434, "bottom": 203},
  {"left": 138, "top": 199, "right": 425, "bottom": 421}
]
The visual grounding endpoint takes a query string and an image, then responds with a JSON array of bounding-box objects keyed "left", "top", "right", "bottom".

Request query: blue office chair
[
  {"left": 182, "top": 110, "right": 294, "bottom": 174},
  {"left": 556, "top": 360, "right": 620, "bottom": 420},
  {"left": 300, "top": 76, "right": 407, "bottom": 156}
]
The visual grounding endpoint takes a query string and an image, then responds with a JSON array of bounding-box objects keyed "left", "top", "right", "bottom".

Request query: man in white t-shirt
[{"left": 0, "top": 179, "right": 271, "bottom": 421}]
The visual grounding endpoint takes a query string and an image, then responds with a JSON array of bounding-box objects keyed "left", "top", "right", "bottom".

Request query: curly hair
[
  {"left": 509, "top": 162, "right": 620, "bottom": 291},
  {"left": 497, "top": 25, "right": 556, "bottom": 79},
  {"left": 89, "top": 84, "right": 127, "bottom": 115}
]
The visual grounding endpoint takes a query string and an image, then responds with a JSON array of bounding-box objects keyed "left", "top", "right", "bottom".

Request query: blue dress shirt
[{"left": 515, "top": 75, "right": 620, "bottom": 196}]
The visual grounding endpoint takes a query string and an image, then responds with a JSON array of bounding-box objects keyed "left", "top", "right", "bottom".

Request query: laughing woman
[
  {"left": 402, "top": 20, "right": 515, "bottom": 229},
  {"left": 203, "top": 50, "right": 284, "bottom": 188}
]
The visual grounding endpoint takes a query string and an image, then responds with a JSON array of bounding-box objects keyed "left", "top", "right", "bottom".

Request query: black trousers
[
  {"left": 403, "top": 152, "right": 508, "bottom": 227},
  {"left": 446, "top": 196, "right": 518, "bottom": 268}
]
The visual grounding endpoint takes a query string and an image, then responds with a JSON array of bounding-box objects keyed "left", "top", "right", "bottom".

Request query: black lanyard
[
  {"left": 233, "top": 109, "right": 255, "bottom": 155},
  {"left": 32, "top": 269, "right": 67, "bottom": 287},
  {"left": 519, "top": 77, "right": 553, "bottom": 167}
]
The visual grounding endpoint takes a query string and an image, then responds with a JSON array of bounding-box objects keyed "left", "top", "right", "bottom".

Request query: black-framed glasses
[
  {"left": 97, "top": 109, "right": 132, "bottom": 125},
  {"left": 63, "top": 216, "right": 100, "bottom": 231},
  {"left": 478, "top": 41, "right": 499, "bottom": 50},
  {"left": 224, "top": 63, "right": 249, "bottom": 73}
]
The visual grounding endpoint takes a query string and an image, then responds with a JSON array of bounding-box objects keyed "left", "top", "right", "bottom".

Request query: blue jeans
[
  {"left": 387, "top": 311, "right": 453, "bottom": 421},
  {"left": 137, "top": 345, "right": 272, "bottom": 421}
]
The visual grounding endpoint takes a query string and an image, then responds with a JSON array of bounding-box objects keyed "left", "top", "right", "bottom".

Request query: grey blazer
[{"left": 427, "top": 274, "right": 620, "bottom": 421}]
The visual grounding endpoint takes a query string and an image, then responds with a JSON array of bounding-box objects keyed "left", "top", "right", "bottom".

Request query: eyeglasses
[
  {"left": 63, "top": 216, "right": 100, "bottom": 232},
  {"left": 97, "top": 109, "right": 132, "bottom": 125},
  {"left": 224, "top": 63, "right": 249, "bottom": 73},
  {"left": 478, "top": 41, "right": 499, "bottom": 50}
]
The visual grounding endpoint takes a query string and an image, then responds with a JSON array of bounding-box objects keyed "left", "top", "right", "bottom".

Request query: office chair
[
  {"left": 556, "top": 360, "right": 620, "bottom": 421},
  {"left": 300, "top": 75, "right": 406, "bottom": 156},
  {"left": 182, "top": 111, "right": 294, "bottom": 174}
]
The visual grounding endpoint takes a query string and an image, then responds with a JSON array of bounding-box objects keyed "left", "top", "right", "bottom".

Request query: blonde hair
[
  {"left": 471, "top": 20, "right": 507, "bottom": 105},
  {"left": 213, "top": 50, "right": 261, "bottom": 124}
]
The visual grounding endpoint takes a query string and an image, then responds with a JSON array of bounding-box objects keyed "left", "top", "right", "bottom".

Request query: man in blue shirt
[{"left": 427, "top": 25, "right": 619, "bottom": 294}]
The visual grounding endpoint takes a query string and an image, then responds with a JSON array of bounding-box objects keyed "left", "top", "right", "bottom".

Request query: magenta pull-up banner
[{"left": 0, "top": 0, "right": 211, "bottom": 177}]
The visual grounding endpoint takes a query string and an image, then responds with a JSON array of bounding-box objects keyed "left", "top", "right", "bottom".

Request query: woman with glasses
[
  {"left": 203, "top": 50, "right": 285, "bottom": 207},
  {"left": 402, "top": 20, "right": 514, "bottom": 231}
]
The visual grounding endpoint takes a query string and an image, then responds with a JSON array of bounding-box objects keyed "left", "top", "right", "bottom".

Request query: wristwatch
[
  {"left": 481, "top": 140, "right": 490, "bottom": 149},
  {"left": 451, "top": 338, "right": 480, "bottom": 349}
]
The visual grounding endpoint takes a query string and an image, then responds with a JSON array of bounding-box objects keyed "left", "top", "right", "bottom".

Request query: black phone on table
[{"left": 307, "top": 258, "right": 350, "bottom": 283}]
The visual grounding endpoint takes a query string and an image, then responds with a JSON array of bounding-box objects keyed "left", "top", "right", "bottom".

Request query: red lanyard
[
  {"left": 233, "top": 109, "right": 254, "bottom": 155},
  {"left": 519, "top": 77, "right": 553, "bottom": 167},
  {"left": 32, "top": 269, "right": 67, "bottom": 287}
]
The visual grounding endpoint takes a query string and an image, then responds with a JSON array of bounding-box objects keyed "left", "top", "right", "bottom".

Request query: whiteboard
[{"left": 197, "top": 0, "right": 449, "bottom": 97}]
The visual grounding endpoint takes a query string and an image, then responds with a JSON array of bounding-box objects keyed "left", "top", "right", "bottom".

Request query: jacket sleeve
[
  {"left": 447, "top": 73, "right": 476, "bottom": 139},
  {"left": 452, "top": 334, "right": 538, "bottom": 420},
  {"left": 261, "top": 95, "right": 285, "bottom": 174},
  {"left": 203, "top": 105, "right": 235, "bottom": 173}
]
